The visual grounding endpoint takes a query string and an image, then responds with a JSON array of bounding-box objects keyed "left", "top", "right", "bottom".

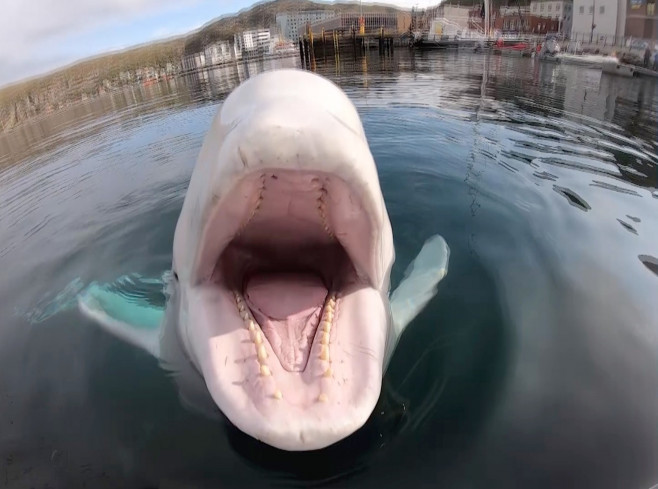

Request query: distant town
[{"left": 0, "top": 0, "right": 656, "bottom": 131}]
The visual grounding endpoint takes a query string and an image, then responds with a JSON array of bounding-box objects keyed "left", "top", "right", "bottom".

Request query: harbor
[{"left": 292, "top": 6, "right": 658, "bottom": 80}]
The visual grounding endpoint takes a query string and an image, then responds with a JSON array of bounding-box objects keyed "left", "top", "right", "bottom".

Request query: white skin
[{"left": 77, "top": 69, "right": 450, "bottom": 451}]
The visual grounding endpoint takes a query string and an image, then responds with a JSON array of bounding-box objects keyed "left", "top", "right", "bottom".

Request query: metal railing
[{"left": 569, "top": 31, "right": 657, "bottom": 50}]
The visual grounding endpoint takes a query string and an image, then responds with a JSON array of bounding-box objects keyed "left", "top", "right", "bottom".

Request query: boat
[
  {"left": 413, "top": 18, "right": 489, "bottom": 50},
  {"left": 492, "top": 37, "right": 534, "bottom": 57},
  {"left": 537, "top": 35, "right": 561, "bottom": 62},
  {"left": 555, "top": 53, "right": 619, "bottom": 69}
]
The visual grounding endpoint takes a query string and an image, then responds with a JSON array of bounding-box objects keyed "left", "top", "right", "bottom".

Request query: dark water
[{"left": 1, "top": 50, "right": 657, "bottom": 489}]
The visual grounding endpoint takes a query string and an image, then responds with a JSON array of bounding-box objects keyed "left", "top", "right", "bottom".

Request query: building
[
  {"left": 204, "top": 41, "right": 231, "bottom": 66},
  {"left": 530, "top": 0, "right": 573, "bottom": 33},
  {"left": 276, "top": 11, "right": 336, "bottom": 40},
  {"left": 182, "top": 52, "right": 206, "bottom": 72},
  {"left": 500, "top": 5, "right": 531, "bottom": 16},
  {"left": 625, "top": 0, "right": 657, "bottom": 39},
  {"left": 234, "top": 29, "right": 271, "bottom": 59},
  {"left": 435, "top": 5, "right": 473, "bottom": 28},
  {"left": 571, "top": 0, "right": 626, "bottom": 39},
  {"left": 494, "top": 13, "right": 561, "bottom": 33}
]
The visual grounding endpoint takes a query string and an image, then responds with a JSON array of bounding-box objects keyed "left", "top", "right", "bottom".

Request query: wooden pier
[{"left": 298, "top": 27, "right": 398, "bottom": 68}]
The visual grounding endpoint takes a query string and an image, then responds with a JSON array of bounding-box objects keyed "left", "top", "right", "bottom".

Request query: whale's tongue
[{"left": 244, "top": 273, "right": 327, "bottom": 372}]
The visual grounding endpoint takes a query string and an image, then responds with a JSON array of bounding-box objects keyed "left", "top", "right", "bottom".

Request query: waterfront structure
[{"left": 307, "top": 12, "right": 411, "bottom": 35}]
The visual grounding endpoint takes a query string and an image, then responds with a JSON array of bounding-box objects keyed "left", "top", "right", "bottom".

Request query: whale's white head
[{"left": 172, "top": 69, "right": 395, "bottom": 451}]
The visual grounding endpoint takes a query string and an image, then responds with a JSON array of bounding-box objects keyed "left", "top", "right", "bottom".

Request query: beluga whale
[{"left": 73, "top": 69, "right": 450, "bottom": 451}]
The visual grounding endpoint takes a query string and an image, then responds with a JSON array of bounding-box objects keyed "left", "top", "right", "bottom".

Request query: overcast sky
[{"left": 0, "top": 0, "right": 439, "bottom": 88}]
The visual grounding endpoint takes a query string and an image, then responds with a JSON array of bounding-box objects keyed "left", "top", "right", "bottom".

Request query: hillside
[
  {"left": 0, "top": 0, "right": 406, "bottom": 132},
  {"left": 0, "top": 39, "right": 185, "bottom": 131}
]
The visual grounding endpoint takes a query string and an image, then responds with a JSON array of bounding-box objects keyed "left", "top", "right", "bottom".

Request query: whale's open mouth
[{"left": 189, "top": 169, "right": 387, "bottom": 450}]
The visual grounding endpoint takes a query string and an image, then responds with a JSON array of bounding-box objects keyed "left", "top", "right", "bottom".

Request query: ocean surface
[{"left": 1, "top": 49, "right": 657, "bottom": 489}]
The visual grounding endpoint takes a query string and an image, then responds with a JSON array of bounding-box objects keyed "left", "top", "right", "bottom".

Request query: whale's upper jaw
[{"left": 173, "top": 69, "right": 394, "bottom": 451}]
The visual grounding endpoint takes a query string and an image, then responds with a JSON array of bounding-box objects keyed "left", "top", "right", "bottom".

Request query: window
[
  {"left": 579, "top": 5, "right": 584, "bottom": 12},
  {"left": 532, "top": 4, "right": 537, "bottom": 10},
  {"left": 648, "top": 2, "right": 655, "bottom": 14},
  {"left": 589, "top": 6, "right": 593, "bottom": 13},
  {"left": 540, "top": 3, "right": 545, "bottom": 10},
  {"left": 599, "top": 5, "right": 605, "bottom": 13},
  {"left": 556, "top": 4, "right": 561, "bottom": 10},
  {"left": 548, "top": 4, "right": 552, "bottom": 10}
]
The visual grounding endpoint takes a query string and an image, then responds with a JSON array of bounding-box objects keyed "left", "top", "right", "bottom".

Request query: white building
[
  {"left": 204, "top": 41, "right": 231, "bottom": 66},
  {"left": 530, "top": 0, "right": 573, "bottom": 33},
  {"left": 571, "top": 0, "right": 626, "bottom": 38},
  {"left": 181, "top": 52, "right": 206, "bottom": 72},
  {"left": 276, "top": 11, "right": 336, "bottom": 40},
  {"left": 233, "top": 29, "right": 272, "bottom": 59}
]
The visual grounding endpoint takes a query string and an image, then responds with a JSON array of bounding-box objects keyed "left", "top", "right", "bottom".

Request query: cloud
[{"left": 0, "top": 0, "right": 204, "bottom": 86}]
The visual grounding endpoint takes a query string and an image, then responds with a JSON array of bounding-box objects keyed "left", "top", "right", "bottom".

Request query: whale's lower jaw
[{"left": 186, "top": 169, "right": 388, "bottom": 451}]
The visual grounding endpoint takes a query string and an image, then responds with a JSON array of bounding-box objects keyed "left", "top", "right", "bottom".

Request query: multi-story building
[
  {"left": 530, "top": 0, "right": 574, "bottom": 33},
  {"left": 571, "top": 0, "right": 626, "bottom": 38},
  {"left": 276, "top": 11, "right": 336, "bottom": 40},
  {"left": 234, "top": 29, "right": 271, "bottom": 58},
  {"left": 625, "top": 0, "right": 657, "bottom": 39}
]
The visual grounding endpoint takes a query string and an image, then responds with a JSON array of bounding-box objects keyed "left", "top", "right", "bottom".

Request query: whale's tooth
[
  {"left": 257, "top": 344, "right": 268, "bottom": 362},
  {"left": 273, "top": 389, "right": 282, "bottom": 400},
  {"left": 321, "top": 331, "right": 330, "bottom": 345},
  {"left": 321, "top": 320, "right": 331, "bottom": 332},
  {"left": 260, "top": 364, "right": 271, "bottom": 376},
  {"left": 323, "top": 367, "right": 332, "bottom": 378},
  {"left": 320, "top": 344, "right": 329, "bottom": 361},
  {"left": 247, "top": 320, "right": 256, "bottom": 332},
  {"left": 253, "top": 330, "right": 263, "bottom": 345},
  {"left": 318, "top": 393, "right": 328, "bottom": 403}
]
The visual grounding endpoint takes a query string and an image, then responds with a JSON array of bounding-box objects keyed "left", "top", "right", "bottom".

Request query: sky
[{"left": 0, "top": 0, "right": 440, "bottom": 88}]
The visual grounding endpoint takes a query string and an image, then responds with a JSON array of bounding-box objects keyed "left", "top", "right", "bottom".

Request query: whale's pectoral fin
[
  {"left": 385, "top": 234, "right": 450, "bottom": 370},
  {"left": 77, "top": 273, "right": 169, "bottom": 358}
]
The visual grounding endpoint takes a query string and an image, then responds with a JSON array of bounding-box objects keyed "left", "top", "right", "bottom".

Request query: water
[{"left": 1, "top": 50, "right": 657, "bottom": 489}]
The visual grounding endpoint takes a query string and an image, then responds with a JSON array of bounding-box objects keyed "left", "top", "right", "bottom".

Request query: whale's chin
[{"left": 187, "top": 169, "right": 388, "bottom": 451}]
